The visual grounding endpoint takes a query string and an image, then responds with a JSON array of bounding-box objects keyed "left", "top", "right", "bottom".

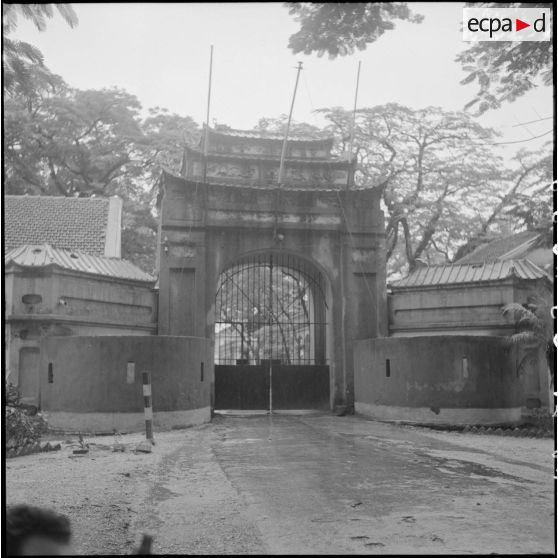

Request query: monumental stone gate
[{"left": 157, "top": 126, "right": 387, "bottom": 412}]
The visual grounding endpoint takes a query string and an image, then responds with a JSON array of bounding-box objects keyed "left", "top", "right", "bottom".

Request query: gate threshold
[{"left": 214, "top": 409, "right": 322, "bottom": 417}]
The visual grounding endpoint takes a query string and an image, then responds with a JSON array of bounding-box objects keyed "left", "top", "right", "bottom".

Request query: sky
[{"left": 8, "top": 2, "right": 554, "bottom": 159}]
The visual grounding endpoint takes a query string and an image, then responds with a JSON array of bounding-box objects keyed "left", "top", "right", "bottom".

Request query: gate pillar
[
  {"left": 337, "top": 190, "right": 388, "bottom": 409},
  {"left": 156, "top": 178, "right": 207, "bottom": 338}
]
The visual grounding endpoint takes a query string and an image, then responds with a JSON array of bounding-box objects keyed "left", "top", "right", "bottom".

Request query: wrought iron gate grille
[{"left": 215, "top": 253, "right": 327, "bottom": 365}]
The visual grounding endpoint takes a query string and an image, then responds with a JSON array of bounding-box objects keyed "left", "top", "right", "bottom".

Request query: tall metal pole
[
  {"left": 274, "top": 62, "right": 303, "bottom": 242},
  {"left": 269, "top": 254, "right": 273, "bottom": 416},
  {"left": 203, "top": 45, "right": 214, "bottom": 183},
  {"left": 347, "top": 61, "right": 361, "bottom": 190},
  {"left": 277, "top": 61, "right": 303, "bottom": 185}
]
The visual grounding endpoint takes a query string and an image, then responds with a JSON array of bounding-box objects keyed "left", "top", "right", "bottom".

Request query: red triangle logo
[{"left": 516, "top": 18, "right": 530, "bottom": 31}]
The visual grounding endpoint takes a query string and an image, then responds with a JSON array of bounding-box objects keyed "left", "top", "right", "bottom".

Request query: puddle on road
[{"left": 417, "top": 452, "right": 530, "bottom": 484}]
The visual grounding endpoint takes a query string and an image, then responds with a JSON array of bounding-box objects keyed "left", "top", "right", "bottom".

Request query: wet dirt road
[
  {"left": 133, "top": 412, "right": 554, "bottom": 554},
  {"left": 6, "top": 412, "right": 555, "bottom": 554}
]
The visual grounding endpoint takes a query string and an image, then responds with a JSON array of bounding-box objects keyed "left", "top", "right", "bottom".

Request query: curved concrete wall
[
  {"left": 39, "top": 335, "right": 211, "bottom": 432},
  {"left": 354, "top": 336, "right": 521, "bottom": 425}
]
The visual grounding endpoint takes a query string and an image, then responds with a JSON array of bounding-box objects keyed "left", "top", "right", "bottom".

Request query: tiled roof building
[
  {"left": 455, "top": 231, "right": 544, "bottom": 264},
  {"left": 4, "top": 200, "right": 157, "bottom": 409},
  {"left": 387, "top": 254, "right": 553, "bottom": 411},
  {"left": 4, "top": 195, "right": 122, "bottom": 257}
]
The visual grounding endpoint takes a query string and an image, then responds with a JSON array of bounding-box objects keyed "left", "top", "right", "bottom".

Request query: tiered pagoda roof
[{"left": 181, "top": 125, "right": 353, "bottom": 189}]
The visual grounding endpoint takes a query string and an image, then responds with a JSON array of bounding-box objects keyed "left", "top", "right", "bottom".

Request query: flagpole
[
  {"left": 203, "top": 45, "right": 214, "bottom": 183},
  {"left": 347, "top": 61, "right": 361, "bottom": 190},
  {"left": 274, "top": 61, "right": 303, "bottom": 244},
  {"left": 277, "top": 61, "right": 303, "bottom": 185}
]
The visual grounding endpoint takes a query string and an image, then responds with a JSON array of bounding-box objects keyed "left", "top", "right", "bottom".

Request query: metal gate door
[{"left": 214, "top": 253, "right": 329, "bottom": 410}]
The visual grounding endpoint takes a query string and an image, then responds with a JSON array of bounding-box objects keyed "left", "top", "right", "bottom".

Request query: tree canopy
[
  {"left": 458, "top": 2, "right": 553, "bottom": 114},
  {"left": 4, "top": 62, "right": 551, "bottom": 277},
  {"left": 3, "top": 3, "right": 552, "bottom": 276},
  {"left": 285, "top": 2, "right": 553, "bottom": 113},
  {"left": 285, "top": 2, "right": 422, "bottom": 58},
  {"left": 3, "top": 66, "right": 199, "bottom": 272},
  {"left": 315, "top": 104, "right": 552, "bottom": 277},
  {"left": 3, "top": 3, "right": 78, "bottom": 95}
]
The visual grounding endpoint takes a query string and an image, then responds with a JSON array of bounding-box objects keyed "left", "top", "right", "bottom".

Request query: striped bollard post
[{"left": 142, "top": 371, "right": 154, "bottom": 444}]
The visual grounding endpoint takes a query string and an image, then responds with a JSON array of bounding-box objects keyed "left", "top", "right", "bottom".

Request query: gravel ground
[
  {"left": 5, "top": 424, "right": 264, "bottom": 555},
  {"left": 6, "top": 430, "right": 190, "bottom": 555}
]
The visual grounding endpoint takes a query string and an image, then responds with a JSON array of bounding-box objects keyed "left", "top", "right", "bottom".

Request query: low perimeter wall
[
  {"left": 354, "top": 336, "right": 522, "bottom": 425},
  {"left": 39, "top": 335, "right": 212, "bottom": 433}
]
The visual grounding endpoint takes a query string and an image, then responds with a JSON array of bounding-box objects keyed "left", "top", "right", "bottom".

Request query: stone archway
[{"left": 156, "top": 171, "right": 387, "bottom": 412}]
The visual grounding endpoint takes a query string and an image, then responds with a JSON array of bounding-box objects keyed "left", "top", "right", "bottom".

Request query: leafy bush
[
  {"left": 5, "top": 382, "right": 48, "bottom": 453},
  {"left": 523, "top": 407, "right": 554, "bottom": 431}
]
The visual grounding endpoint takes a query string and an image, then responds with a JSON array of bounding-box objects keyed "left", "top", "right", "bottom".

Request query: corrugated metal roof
[
  {"left": 5, "top": 245, "right": 155, "bottom": 283},
  {"left": 4, "top": 195, "right": 111, "bottom": 255},
  {"left": 389, "top": 259, "right": 549, "bottom": 289}
]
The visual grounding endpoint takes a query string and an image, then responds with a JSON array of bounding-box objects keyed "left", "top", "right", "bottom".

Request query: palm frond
[
  {"left": 502, "top": 296, "right": 551, "bottom": 354},
  {"left": 516, "top": 315, "right": 544, "bottom": 333},
  {"left": 19, "top": 4, "right": 49, "bottom": 31},
  {"left": 55, "top": 4, "right": 79, "bottom": 28},
  {"left": 3, "top": 39, "right": 45, "bottom": 64},
  {"left": 502, "top": 302, "right": 535, "bottom": 323},
  {"left": 507, "top": 331, "right": 539, "bottom": 346},
  {"left": 2, "top": 5, "right": 19, "bottom": 34},
  {"left": 3, "top": 4, "right": 78, "bottom": 33}
]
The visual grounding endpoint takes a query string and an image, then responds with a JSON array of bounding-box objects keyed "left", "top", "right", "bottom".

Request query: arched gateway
[{"left": 156, "top": 126, "right": 387, "bottom": 412}]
